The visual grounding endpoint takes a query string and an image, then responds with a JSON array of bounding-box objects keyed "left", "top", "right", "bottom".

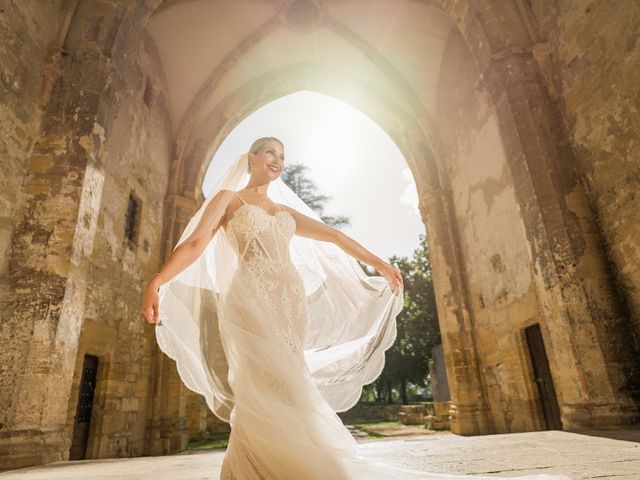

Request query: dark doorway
[
  {"left": 525, "top": 323, "right": 563, "bottom": 430},
  {"left": 70, "top": 354, "right": 99, "bottom": 460}
]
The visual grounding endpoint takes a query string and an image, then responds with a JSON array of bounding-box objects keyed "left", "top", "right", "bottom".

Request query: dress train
[
  {"left": 212, "top": 192, "right": 571, "bottom": 480},
  {"left": 154, "top": 188, "right": 572, "bottom": 480}
]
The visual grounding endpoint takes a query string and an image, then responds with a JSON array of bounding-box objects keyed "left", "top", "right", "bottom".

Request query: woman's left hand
[
  {"left": 376, "top": 261, "right": 404, "bottom": 294},
  {"left": 141, "top": 277, "right": 162, "bottom": 325}
]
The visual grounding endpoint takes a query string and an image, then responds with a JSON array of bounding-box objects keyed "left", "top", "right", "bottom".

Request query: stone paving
[{"left": 0, "top": 429, "right": 638, "bottom": 480}]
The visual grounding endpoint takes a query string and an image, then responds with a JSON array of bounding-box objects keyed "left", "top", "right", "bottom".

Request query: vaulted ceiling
[{"left": 146, "top": 0, "right": 455, "bottom": 134}]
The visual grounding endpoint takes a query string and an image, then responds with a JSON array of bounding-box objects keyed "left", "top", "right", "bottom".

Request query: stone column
[
  {"left": 0, "top": 0, "right": 163, "bottom": 469},
  {"left": 481, "top": 49, "right": 639, "bottom": 427},
  {"left": 146, "top": 345, "right": 190, "bottom": 455},
  {"left": 0, "top": 49, "right": 112, "bottom": 468},
  {"left": 186, "top": 392, "right": 208, "bottom": 442},
  {"left": 146, "top": 193, "right": 198, "bottom": 454},
  {"left": 415, "top": 142, "right": 495, "bottom": 435}
]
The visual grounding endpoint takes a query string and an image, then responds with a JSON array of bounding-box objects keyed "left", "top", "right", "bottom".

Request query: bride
[{"left": 141, "top": 137, "right": 572, "bottom": 480}]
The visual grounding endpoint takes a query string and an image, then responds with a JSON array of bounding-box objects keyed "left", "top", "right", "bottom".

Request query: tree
[
  {"left": 365, "top": 233, "right": 441, "bottom": 404},
  {"left": 280, "top": 163, "right": 350, "bottom": 229}
]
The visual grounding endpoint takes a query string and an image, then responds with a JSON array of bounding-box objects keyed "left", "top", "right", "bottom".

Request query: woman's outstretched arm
[
  {"left": 281, "top": 205, "right": 404, "bottom": 293},
  {"left": 141, "top": 189, "right": 233, "bottom": 324}
]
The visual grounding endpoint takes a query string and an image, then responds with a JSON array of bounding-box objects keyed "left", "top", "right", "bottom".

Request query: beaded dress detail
[{"left": 224, "top": 193, "right": 306, "bottom": 356}]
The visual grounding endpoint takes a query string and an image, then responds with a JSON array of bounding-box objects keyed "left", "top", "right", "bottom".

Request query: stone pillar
[
  {"left": 0, "top": 0, "right": 162, "bottom": 470},
  {"left": 146, "top": 193, "right": 198, "bottom": 454},
  {"left": 146, "top": 344, "right": 190, "bottom": 455},
  {"left": 481, "top": 49, "right": 639, "bottom": 427},
  {"left": 186, "top": 392, "right": 208, "bottom": 442},
  {"left": 416, "top": 143, "right": 495, "bottom": 435},
  {"left": 207, "top": 411, "right": 231, "bottom": 435},
  {"left": 429, "top": 343, "right": 451, "bottom": 402},
  {"left": 0, "top": 49, "right": 113, "bottom": 468}
]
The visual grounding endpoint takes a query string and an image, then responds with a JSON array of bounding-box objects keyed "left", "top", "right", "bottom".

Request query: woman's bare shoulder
[
  {"left": 278, "top": 203, "right": 299, "bottom": 214},
  {"left": 202, "top": 189, "right": 239, "bottom": 221}
]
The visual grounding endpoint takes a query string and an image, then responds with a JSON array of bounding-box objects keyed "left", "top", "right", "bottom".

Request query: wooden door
[
  {"left": 70, "top": 354, "right": 99, "bottom": 460},
  {"left": 525, "top": 324, "right": 563, "bottom": 430}
]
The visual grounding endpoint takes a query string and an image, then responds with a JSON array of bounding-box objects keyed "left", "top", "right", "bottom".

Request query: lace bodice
[
  {"left": 225, "top": 194, "right": 296, "bottom": 266},
  {"left": 223, "top": 192, "right": 306, "bottom": 356}
]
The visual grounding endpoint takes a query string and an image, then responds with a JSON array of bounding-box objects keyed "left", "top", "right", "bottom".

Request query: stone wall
[
  {"left": 0, "top": 0, "right": 64, "bottom": 385},
  {"left": 436, "top": 29, "right": 547, "bottom": 433},
  {"left": 62, "top": 32, "right": 173, "bottom": 459},
  {"left": 429, "top": 344, "right": 450, "bottom": 402},
  {"left": 1, "top": 0, "right": 639, "bottom": 472},
  {"left": 433, "top": 10, "right": 640, "bottom": 434},
  {"left": 533, "top": 0, "right": 640, "bottom": 339},
  {"left": 339, "top": 403, "right": 404, "bottom": 422},
  {"left": 0, "top": 0, "right": 175, "bottom": 469}
]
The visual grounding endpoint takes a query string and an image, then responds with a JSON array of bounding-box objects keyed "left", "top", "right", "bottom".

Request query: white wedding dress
[{"left": 210, "top": 192, "right": 572, "bottom": 480}]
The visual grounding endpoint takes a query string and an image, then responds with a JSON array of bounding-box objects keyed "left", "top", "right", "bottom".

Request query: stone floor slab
[{"left": 0, "top": 430, "right": 638, "bottom": 479}]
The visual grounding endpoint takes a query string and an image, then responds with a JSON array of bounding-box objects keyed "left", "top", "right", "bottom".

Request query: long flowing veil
[{"left": 155, "top": 151, "right": 404, "bottom": 423}]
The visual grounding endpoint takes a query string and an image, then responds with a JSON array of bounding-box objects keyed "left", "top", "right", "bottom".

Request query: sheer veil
[{"left": 155, "top": 151, "right": 404, "bottom": 423}]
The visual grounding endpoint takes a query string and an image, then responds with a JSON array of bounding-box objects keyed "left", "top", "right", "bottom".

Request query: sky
[{"left": 202, "top": 90, "right": 425, "bottom": 262}]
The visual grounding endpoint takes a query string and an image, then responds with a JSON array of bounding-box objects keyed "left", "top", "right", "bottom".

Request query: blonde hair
[{"left": 248, "top": 137, "right": 284, "bottom": 173}]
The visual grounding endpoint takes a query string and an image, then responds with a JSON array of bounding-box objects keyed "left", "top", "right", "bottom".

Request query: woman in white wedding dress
[{"left": 141, "top": 137, "right": 572, "bottom": 480}]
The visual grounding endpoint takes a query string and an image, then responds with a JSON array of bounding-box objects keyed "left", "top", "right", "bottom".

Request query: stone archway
[
  {"left": 1, "top": 0, "right": 639, "bottom": 471},
  {"left": 157, "top": 0, "right": 639, "bottom": 438},
  {"left": 168, "top": 62, "right": 494, "bottom": 436}
]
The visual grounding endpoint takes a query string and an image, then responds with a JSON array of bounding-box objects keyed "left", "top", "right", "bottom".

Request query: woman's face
[{"left": 249, "top": 141, "right": 285, "bottom": 181}]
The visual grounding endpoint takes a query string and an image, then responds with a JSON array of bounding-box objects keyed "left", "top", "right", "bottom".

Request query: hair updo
[{"left": 248, "top": 137, "right": 284, "bottom": 173}]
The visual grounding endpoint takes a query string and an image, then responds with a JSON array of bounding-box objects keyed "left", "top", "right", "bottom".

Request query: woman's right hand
[
  {"left": 141, "top": 277, "right": 162, "bottom": 325},
  {"left": 376, "top": 261, "right": 404, "bottom": 295}
]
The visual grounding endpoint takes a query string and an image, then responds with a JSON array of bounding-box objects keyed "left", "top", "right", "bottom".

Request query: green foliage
[
  {"left": 350, "top": 423, "right": 385, "bottom": 438},
  {"left": 363, "top": 233, "right": 441, "bottom": 404},
  {"left": 187, "top": 432, "right": 230, "bottom": 450},
  {"left": 280, "top": 163, "right": 351, "bottom": 229}
]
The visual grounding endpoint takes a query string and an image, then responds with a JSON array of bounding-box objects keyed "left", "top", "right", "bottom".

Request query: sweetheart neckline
[{"left": 225, "top": 202, "right": 293, "bottom": 231}]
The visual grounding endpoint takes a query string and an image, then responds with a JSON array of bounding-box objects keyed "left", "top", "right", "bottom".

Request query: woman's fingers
[
  {"left": 142, "top": 306, "right": 154, "bottom": 324},
  {"left": 141, "top": 283, "right": 162, "bottom": 325},
  {"left": 393, "top": 270, "right": 403, "bottom": 294},
  {"left": 375, "top": 262, "right": 404, "bottom": 293},
  {"left": 380, "top": 263, "right": 401, "bottom": 293},
  {"left": 142, "top": 301, "right": 158, "bottom": 324},
  {"left": 386, "top": 265, "right": 403, "bottom": 292}
]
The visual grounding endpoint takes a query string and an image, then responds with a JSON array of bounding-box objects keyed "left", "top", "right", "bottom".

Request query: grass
[
  {"left": 186, "top": 419, "right": 439, "bottom": 450},
  {"left": 348, "top": 420, "right": 403, "bottom": 438},
  {"left": 347, "top": 419, "right": 441, "bottom": 437},
  {"left": 186, "top": 432, "right": 230, "bottom": 450}
]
